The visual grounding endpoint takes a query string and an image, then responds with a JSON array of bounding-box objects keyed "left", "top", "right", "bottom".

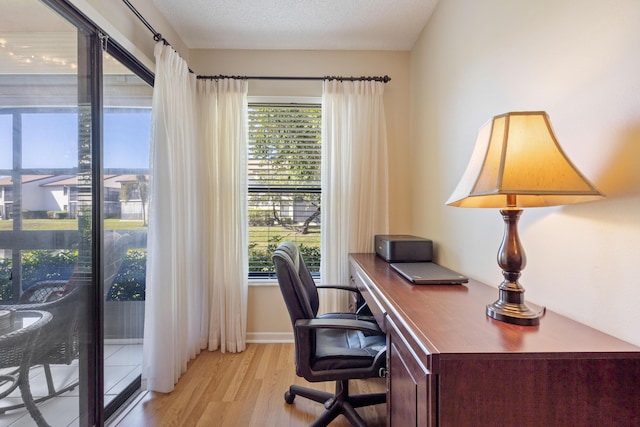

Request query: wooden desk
[{"left": 349, "top": 253, "right": 640, "bottom": 427}]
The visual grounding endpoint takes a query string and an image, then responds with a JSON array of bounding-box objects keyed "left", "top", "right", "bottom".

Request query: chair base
[
  {"left": 0, "top": 364, "right": 78, "bottom": 415},
  {"left": 285, "top": 379, "right": 386, "bottom": 427}
]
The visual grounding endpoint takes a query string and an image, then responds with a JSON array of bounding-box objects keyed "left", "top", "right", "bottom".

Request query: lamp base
[
  {"left": 486, "top": 297, "right": 543, "bottom": 326},
  {"left": 486, "top": 206, "right": 545, "bottom": 326}
]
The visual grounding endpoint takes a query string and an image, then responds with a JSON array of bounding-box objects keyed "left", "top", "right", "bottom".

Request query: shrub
[
  {"left": 0, "top": 257, "right": 12, "bottom": 302},
  {"left": 248, "top": 235, "right": 320, "bottom": 276},
  {"left": 248, "top": 209, "right": 274, "bottom": 226},
  {"left": 0, "top": 249, "right": 148, "bottom": 302},
  {"left": 106, "top": 250, "right": 147, "bottom": 301},
  {"left": 21, "top": 250, "right": 78, "bottom": 288},
  {"left": 22, "top": 210, "right": 49, "bottom": 219},
  {"left": 249, "top": 236, "right": 282, "bottom": 274},
  {"left": 48, "top": 210, "right": 69, "bottom": 219}
]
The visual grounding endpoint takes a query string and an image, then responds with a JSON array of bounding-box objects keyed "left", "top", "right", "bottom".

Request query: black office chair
[{"left": 272, "top": 241, "right": 387, "bottom": 427}]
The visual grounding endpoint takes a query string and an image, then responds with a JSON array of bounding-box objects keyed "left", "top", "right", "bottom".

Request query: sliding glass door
[
  {"left": 0, "top": 1, "right": 96, "bottom": 425},
  {"left": 0, "top": 0, "right": 151, "bottom": 424},
  {"left": 102, "top": 51, "right": 151, "bottom": 417}
]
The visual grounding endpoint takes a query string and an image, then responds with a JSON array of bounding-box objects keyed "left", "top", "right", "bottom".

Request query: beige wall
[
  {"left": 410, "top": 0, "right": 640, "bottom": 345},
  {"left": 246, "top": 284, "right": 292, "bottom": 341}
]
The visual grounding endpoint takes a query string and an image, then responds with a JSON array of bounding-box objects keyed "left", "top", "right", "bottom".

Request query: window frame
[{"left": 247, "top": 96, "right": 322, "bottom": 280}]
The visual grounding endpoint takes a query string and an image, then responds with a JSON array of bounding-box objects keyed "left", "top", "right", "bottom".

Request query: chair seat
[{"left": 312, "top": 328, "right": 386, "bottom": 371}]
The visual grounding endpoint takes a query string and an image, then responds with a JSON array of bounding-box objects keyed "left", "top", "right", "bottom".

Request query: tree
[
  {"left": 248, "top": 104, "right": 321, "bottom": 226},
  {"left": 136, "top": 175, "right": 149, "bottom": 226},
  {"left": 120, "top": 175, "right": 149, "bottom": 225}
]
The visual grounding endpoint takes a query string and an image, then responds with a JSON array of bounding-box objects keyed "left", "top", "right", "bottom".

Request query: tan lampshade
[{"left": 446, "top": 111, "right": 604, "bottom": 208}]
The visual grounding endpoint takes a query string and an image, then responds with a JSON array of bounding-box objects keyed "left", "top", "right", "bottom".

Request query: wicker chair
[
  {"left": 0, "top": 231, "right": 128, "bottom": 413},
  {"left": 1, "top": 310, "right": 53, "bottom": 426}
]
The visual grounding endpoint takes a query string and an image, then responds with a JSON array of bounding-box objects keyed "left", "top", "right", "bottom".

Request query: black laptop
[{"left": 390, "top": 262, "right": 468, "bottom": 285}]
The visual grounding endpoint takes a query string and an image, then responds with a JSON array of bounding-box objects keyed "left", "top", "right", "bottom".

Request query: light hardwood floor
[{"left": 113, "top": 343, "right": 386, "bottom": 427}]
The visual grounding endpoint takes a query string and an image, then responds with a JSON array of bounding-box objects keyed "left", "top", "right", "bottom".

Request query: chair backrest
[{"left": 272, "top": 241, "right": 320, "bottom": 323}]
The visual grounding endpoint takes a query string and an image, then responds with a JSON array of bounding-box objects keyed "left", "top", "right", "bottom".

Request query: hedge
[{"left": 0, "top": 249, "right": 147, "bottom": 302}]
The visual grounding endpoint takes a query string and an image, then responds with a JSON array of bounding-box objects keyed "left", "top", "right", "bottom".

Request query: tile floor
[{"left": 0, "top": 343, "right": 142, "bottom": 427}]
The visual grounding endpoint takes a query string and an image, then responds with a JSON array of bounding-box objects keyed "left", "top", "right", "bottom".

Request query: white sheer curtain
[
  {"left": 320, "top": 80, "right": 389, "bottom": 312},
  {"left": 142, "top": 43, "right": 248, "bottom": 393},
  {"left": 197, "top": 78, "right": 249, "bottom": 353}
]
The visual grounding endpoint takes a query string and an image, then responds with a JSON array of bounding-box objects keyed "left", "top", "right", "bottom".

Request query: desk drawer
[{"left": 387, "top": 315, "right": 434, "bottom": 427}]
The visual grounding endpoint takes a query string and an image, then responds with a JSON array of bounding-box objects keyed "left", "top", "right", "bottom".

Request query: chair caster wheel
[{"left": 284, "top": 390, "right": 295, "bottom": 404}]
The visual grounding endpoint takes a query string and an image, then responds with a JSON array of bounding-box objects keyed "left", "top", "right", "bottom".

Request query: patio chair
[
  {"left": 1, "top": 310, "right": 53, "bottom": 426},
  {"left": 0, "top": 231, "right": 128, "bottom": 413}
]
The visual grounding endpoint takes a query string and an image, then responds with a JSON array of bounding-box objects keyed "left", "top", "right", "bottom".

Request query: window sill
[{"left": 248, "top": 279, "right": 279, "bottom": 287}]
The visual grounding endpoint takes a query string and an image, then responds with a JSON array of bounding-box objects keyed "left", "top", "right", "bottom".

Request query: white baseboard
[{"left": 246, "top": 332, "right": 293, "bottom": 343}]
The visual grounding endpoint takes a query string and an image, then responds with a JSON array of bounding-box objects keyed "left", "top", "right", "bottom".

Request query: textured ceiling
[{"left": 152, "top": 0, "right": 439, "bottom": 50}]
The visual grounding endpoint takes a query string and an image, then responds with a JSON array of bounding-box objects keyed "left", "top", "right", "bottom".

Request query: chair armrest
[
  {"left": 0, "top": 282, "right": 80, "bottom": 312},
  {"left": 19, "top": 280, "right": 68, "bottom": 304},
  {"left": 295, "top": 318, "right": 382, "bottom": 335},
  {"left": 316, "top": 285, "right": 361, "bottom": 294},
  {"left": 316, "top": 285, "right": 372, "bottom": 317}
]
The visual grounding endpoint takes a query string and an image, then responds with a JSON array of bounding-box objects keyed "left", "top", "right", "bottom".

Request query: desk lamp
[{"left": 446, "top": 111, "right": 603, "bottom": 326}]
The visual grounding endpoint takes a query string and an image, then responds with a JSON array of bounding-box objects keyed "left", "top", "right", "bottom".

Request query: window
[{"left": 248, "top": 103, "right": 321, "bottom": 277}]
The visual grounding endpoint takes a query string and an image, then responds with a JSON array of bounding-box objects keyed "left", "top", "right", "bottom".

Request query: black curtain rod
[
  {"left": 121, "top": 1, "right": 390, "bottom": 83},
  {"left": 122, "top": 0, "right": 165, "bottom": 43},
  {"left": 197, "top": 75, "right": 391, "bottom": 83},
  {"left": 123, "top": 0, "right": 196, "bottom": 72}
]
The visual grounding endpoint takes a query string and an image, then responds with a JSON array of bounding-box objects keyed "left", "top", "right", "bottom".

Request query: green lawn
[
  {"left": 0, "top": 219, "right": 147, "bottom": 231},
  {"left": 248, "top": 225, "right": 320, "bottom": 250}
]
